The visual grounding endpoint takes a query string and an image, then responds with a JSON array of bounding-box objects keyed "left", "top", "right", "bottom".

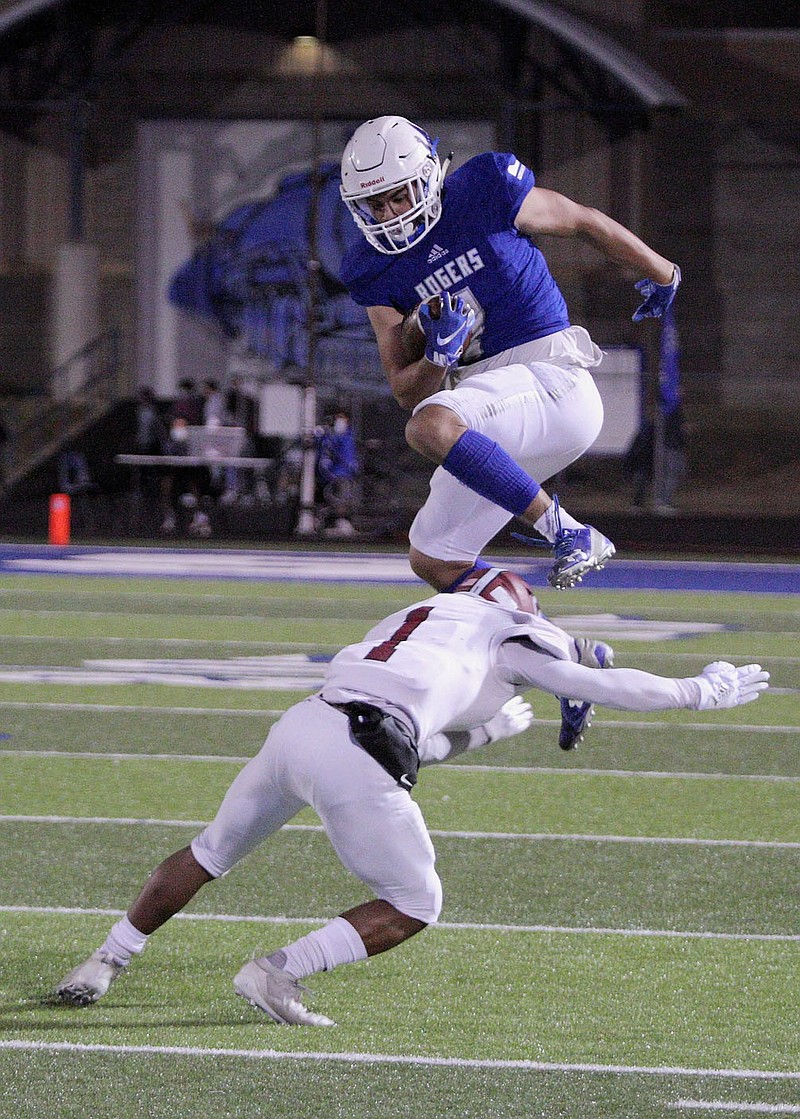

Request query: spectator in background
[
  {"left": 226, "top": 376, "right": 258, "bottom": 435},
  {"left": 57, "top": 445, "right": 97, "bottom": 497},
  {"left": 273, "top": 436, "right": 304, "bottom": 512},
  {"left": 228, "top": 376, "right": 279, "bottom": 507},
  {"left": 162, "top": 397, "right": 209, "bottom": 538},
  {"left": 316, "top": 408, "right": 360, "bottom": 538},
  {"left": 171, "top": 378, "right": 203, "bottom": 427},
  {"left": 135, "top": 387, "right": 168, "bottom": 455},
  {"left": 202, "top": 379, "right": 227, "bottom": 427},
  {"left": 201, "top": 377, "right": 235, "bottom": 505},
  {"left": 158, "top": 416, "right": 188, "bottom": 535},
  {"left": 132, "top": 387, "right": 169, "bottom": 529}
]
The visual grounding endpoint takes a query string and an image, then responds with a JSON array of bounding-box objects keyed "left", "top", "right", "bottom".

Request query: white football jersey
[{"left": 322, "top": 591, "right": 573, "bottom": 748}]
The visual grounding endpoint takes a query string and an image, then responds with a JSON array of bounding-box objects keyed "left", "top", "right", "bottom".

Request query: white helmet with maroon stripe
[{"left": 454, "top": 568, "right": 539, "bottom": 614}]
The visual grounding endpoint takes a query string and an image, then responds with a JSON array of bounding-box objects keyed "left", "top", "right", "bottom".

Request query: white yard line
[
  {"left": 0, "top": 608, "right": 357, "bottom": 624},
  {"left": 0, "top": 698, "right": 796, "bottom": 737},
  {"left": 0, "top": 700, "right": 281, "bottom": 715},
  {"left": 449, "top": 763, "right": 800, "bottom": 782},
  {"left": 430, "top": 831, "right": 800, "bottom": 849},
  {"left": 0, "top": 1039, "right": 797, "bottom": 1079},
  {"left": 3, "top": 903, "right": 800, "bottom": 943},
  {"left": 0, "top": 749, "right": 258, "bottom": 763},
  {"left": 631, "top": 653, "right": 800, "bottom": 664},
  {"left": 1, "top": 814, "right": 798, "bottom": 850},
  {"left": 0, "top": 812, "right": 211, "bottom": 827},
  {"left": 2, "top": 747, "right": 798, "bottom": 783},
  {"left": 0, "top": 591, "right": 372, "bottom": 605},
  {"left": 4, "top": 632, "right": 800, "bottom": 661},
  {"left": 670, "top": 1103, "right": 800, "bottom": 1114},
  {"left": 3, "top": 634, "right": 340, "bottom": 648}
]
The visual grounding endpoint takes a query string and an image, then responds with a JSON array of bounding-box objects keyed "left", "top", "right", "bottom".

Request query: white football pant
[
  {"left": 409, "top": 325, "right": 605, "bottom": 563},
  {"left": 191, "top": 696, "right": 443, "bottom": 924}
]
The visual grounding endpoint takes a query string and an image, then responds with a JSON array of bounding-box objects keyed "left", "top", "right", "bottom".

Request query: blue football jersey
[{"left": 340, "top": 152, "right": 570, "bottom": 363}]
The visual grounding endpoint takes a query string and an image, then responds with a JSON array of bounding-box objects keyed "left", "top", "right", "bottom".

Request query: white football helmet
[
  {"left": 340, "top": 115, "right": 450, "bottom": 255},
  {"left": 455, "top": 568, "right": 540, "bottom": 615}
]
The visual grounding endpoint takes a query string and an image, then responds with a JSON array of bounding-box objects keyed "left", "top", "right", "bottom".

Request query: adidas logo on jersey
[{"left": 426, "top": 243, "right": 449, "bottom": 264}]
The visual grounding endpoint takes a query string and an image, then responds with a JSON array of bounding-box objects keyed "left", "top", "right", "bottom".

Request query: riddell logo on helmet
[{"left": 360, "top": 176, "right": 385, "bottom": 189}]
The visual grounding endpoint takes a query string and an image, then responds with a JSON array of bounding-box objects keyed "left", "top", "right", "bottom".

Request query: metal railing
[{"left": 4, "top": 327, "right": 122, "bottom": 488}]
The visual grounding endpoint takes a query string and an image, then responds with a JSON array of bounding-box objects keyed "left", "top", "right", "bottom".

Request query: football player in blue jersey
[{"left": 340, "top": 115, "right": 681, "bottom": 592}]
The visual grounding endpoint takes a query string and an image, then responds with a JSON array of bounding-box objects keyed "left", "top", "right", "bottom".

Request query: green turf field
[{"left": 0, "top": 566, "right": 798, "bottom": 1119}]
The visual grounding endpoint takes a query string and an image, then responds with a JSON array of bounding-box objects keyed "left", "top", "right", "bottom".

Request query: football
[
  {"left": 398, "top": 294, "right": 475, "bottom": 365},
  {"left": 398, "top": 298, "right": 436, "bottom": 364},
  {"left": 397, "top": 294, "right": 481, "bottom": 365},
  {"left": 421, "top": 294, "right": 443, "bottom": 320}
]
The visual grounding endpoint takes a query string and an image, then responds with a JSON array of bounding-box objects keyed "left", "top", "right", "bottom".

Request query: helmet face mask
[
  {"left": 454, "top": 568, "right": 540, "bottom": 614},
  {"left": 340, "top": 115, "right": 449, "bottom": 255}
]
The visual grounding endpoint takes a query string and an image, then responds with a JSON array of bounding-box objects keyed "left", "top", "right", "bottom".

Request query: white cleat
[
  {"left": 56, "top": 949, "right": 125, "bottom": 1006},
  {"left": 233, "top": 959, "right": 336, "bottom": 1026}
]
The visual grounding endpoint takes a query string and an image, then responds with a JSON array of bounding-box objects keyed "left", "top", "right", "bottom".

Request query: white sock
[
  {"left": 102, "top": 915, "right": 149, "bottom": 966},
  {"left": 267, "top": 916, "right": 367, "bottom": 980},
  {"left": 534, "top": 501, "right": 584, "bottom": 542}
]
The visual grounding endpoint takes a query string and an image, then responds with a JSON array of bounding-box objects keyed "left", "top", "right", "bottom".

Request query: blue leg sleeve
[{"left": 442, "top": 430, "right": 541, "bottom": 516}]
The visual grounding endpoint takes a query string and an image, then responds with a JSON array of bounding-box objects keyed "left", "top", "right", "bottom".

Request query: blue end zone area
[{"left": 0, "top": 544, "right": 797, "bottom": 594}]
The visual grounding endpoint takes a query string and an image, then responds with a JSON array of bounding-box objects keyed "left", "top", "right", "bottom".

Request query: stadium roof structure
[
  {"left": 488, "top": 0, "right": 687, "bottom": 110},
  {"left": 0, "top": 0, "right": 689, "bottom": 146}
]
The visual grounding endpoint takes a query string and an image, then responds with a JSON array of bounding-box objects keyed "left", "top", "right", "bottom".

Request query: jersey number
[
  {"left": 454, "top": 284, "right": 484, "bottom": 362},
  {"left": 364, "top": 606, "right": 433, "bottom": 662}
]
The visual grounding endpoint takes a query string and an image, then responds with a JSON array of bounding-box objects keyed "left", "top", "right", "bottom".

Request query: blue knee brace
[{"left": 442, "top": 430, "right": 541, "bottom": 516}]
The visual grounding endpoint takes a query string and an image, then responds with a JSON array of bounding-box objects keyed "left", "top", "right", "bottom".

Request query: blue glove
[
  {"left": 418, "top": 293, "right": 476, "bottom": 367},
  {"left": 632, "top": 265, "right": 681, "bottom": 321}
]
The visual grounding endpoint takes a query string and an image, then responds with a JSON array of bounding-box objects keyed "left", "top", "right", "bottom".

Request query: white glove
[
  {"left": 694, "top": 661, "right": 770, "bottom": 710},
  {"left": 574, "top": 637, "right": 614, "bottom": 669},
  {"left": 480, "top": 696, "right": 534, "bottom": 744}
]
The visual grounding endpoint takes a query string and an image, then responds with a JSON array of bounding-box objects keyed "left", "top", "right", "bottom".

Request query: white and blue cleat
[
  {"left": 549, "top": 519, "right": 616, "bottom": 590},
  {"left": 512, "top": 495, "right": 616, "bottom": 590},
  {"left": 558, "top": 639, "right": 614, "bottom": 751}
]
